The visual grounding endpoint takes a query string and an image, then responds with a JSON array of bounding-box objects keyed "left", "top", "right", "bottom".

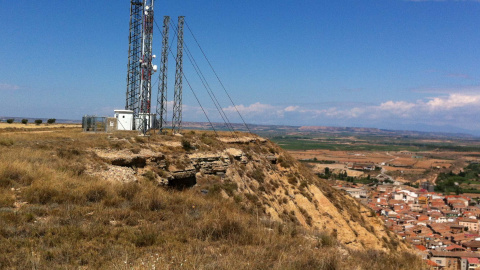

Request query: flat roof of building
[{"left": 114, "top": 109, "right": 134, "bottom": 113}]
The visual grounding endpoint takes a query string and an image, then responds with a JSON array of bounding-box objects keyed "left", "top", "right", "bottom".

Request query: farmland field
[{"left": 258, "top": 128, "right": 480, "bottom": 185}]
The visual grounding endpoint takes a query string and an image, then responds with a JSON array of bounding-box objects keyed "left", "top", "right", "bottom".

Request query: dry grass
[
  {"left": 0, "top": 123, "right": 80, "bottom": 129},
  {"left": 0, "top": 127, "right": 425, "bottom": 269}
]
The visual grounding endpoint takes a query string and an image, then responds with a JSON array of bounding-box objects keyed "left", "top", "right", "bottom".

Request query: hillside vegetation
[
  {"left": 0, "top": 127, "right": 424, "bottom": 269},
  {"left": 435, "top": 163, "right": 480, "bottom": 194}
]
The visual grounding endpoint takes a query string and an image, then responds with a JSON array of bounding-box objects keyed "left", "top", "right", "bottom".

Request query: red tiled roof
[
  {"left": 431, "top": 250, "right": 480, "bottom": 258},
  {"left": 467, "top": 257, "right": 480, "bottom": 264},
  {"left": 460, "top": 217, "right": 478, "bottom": 221},
  {"left": 417, "top": 215, "right": 429, "bottom": 221},
  {"left": 452, "top": 203, "right": 467, "bottom": 208},
  {"left": 431, "top": 202, "right": 446, "bottom": 207},
  {"left": 446, "top": 244, "right": 465, "bottom": 251},
  {"left": 463, "top": 241, "right": 480, "bottom": 248},
  {"left": 415, "top": 245, "right": 427, "bottom": 251},
  {"left": 445, "top": 195, "right": 470, "bottom": 201},
  {"left": 449, "top": 199, "right": 466, "bottom": 204}
]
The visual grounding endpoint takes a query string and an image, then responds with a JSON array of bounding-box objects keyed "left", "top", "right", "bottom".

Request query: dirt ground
[
  {"left": 290, "top": 149, "right": 392, "bottom": 164},
  {"left": 288, "top": 149, "right": 473, "bottom": 181},
  {"left": 310, "top": 163, "right": 365, "bottom": 177}
]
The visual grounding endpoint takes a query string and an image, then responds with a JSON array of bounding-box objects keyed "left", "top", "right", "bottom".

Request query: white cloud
[
  {"left": 223, "top": 102, "right": 288, "bottom": 120},
  {"left": 377, "top": 101, "right": 417, "bottom": 117},
  {"left": 426, "top": 93, "right": 480, "bottom": 111},
  {"left": 0, "top": 83, "right": 20, "bottom": 90},
  {"left": 216, "top": 93, "right": 480, "bottom": 130},
  {"left": 284, "top": 106, "right": 299, "bottom": 112},
  {"left": 224, "top": 102, "right": 275, "bottom": 114}
]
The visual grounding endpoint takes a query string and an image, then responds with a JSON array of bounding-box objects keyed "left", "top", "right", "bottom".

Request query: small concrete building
[
  {"left": 114, "top": 110, "right": 134, "bottom": 130},
  {"left": 343, "top": 187, "right": 368, "bottom": 198}
]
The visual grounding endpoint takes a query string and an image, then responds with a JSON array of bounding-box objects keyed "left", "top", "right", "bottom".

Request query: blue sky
[{"left": 1, "top": 0, "right": 480, "bottom": 134}]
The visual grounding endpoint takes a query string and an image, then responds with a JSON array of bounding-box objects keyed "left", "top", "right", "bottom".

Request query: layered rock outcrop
[{"left": 88, "top": 135, "right": 409, "bottom": 252}]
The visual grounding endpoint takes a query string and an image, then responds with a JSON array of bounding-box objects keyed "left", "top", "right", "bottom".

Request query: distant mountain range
[
  {"left": 2, "top": 116, "right": 477, "bottom": 138},
  {"left": 180, "top": 122, "right": 479, "bottom": 139}
]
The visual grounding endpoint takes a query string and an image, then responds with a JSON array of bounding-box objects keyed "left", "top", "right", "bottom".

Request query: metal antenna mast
[
  {"left": 126, "top": 0, "right": 156, "bottom": 133},
  {"left": 156, "top": 16, "right": 170, "bottom": 133},
  {"left": 138, "top": 0, "right": 156, "bottom": 134},
  {"left": 172, "top": 16, "right": 185, "bottom": 134},
  {"left": 126, "top": 0, "right": 143, "bottom": 117}
]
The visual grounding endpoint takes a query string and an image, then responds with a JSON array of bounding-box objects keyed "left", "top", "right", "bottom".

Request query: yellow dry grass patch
[{"left": 0, "top": 123, "right": 80, "bottom": 129}]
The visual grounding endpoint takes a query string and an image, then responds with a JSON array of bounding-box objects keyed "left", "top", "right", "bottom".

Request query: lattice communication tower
[
  {"left": 156, "top": 16, "right": 170, "bottom": 133},
  {"left": 126, "top": 0, "right": 156, "bottom": 132},
  {"left": 172, "top": 16, "right": 185, "bottom": 134}
]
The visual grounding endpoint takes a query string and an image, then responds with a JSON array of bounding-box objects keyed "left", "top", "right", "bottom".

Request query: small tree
[
  {"left": 6, "top": 119, "right": 14, "bottom": 124},
  {"left": 21, "top": 119, "right": 28, "bottom": 125},
  {"left": 47, "top": 118, "right": 56, "bottom": 124},
  {"left": 34, "top": 119, "right": 42, "bottom": 125}
]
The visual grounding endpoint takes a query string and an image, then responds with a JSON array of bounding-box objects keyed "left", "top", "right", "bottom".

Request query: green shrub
[
  {"left": 245, "top": 193, "right": 260, "bottom": 205},
  {"left": 0, "top": 164, "right": 34, "bottom": 186},
  {"left": 181, "top": 139, "right": 193, "bottom": 151},
  {"left": 21, "top": 119, "right": 28, "bottom": 124},
  {"left": 0, "top": 190, "right": 14, "bottom": 207},
  {"left": 134, "top": 136, "right": 145, "bottom": 143},
  {"left": 132, "top": 230, "right": 157, "bottom": 247},
  {"left": 278, "top": 155, "right": 293, "bottom": 168},
  {"left": 200, "top": 133, "right": 216, "bottom": 146},
  {"left": 288, "top": 174, "right": 298, "bottom": 185},
  {"left": 56, "top": 148, "right": 82, "bottom": 159},
  {"left": 198, "top": 218, "right": 249, "bottom": 243},
  {"left": 47, "top": 118, "right": 56, "bottom": 124},
  {"left": 85, "top": 185, "right": 107, "bottom": 202},
  {"left": 148, "top": 195, "right": 163, "bottom": 211},
  {"left": 299, "top": 181, "right": 308, "bottom": 189},
  {"left": 34, "top": 119, "right": 42, "bottom": 125},
  {"left": 118, "top": 182, "right": 140, "bottom": 201},
  {"left": 249, "top": 167, "right": 265, "bottom": 183},
  {"left": 222, "top": 182, "right": 238, "bottom": 196},
  {"left": 234, "top": 195, "right": 243, "bottom": 203},
  {"left": 24, "top": 185, "right": 59, "bottom": 204},
  {"left": 143, "top": 170, "right": 156, "bottom": 181},
  {"left": 0, "top": 138, "right": 14, "bottom": 146},
  {"left": 299, "top": 207, "right": 313, "bottom": 226},
  {"left": 6, "top": 119, "right": 14, "bottom": 124}
]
